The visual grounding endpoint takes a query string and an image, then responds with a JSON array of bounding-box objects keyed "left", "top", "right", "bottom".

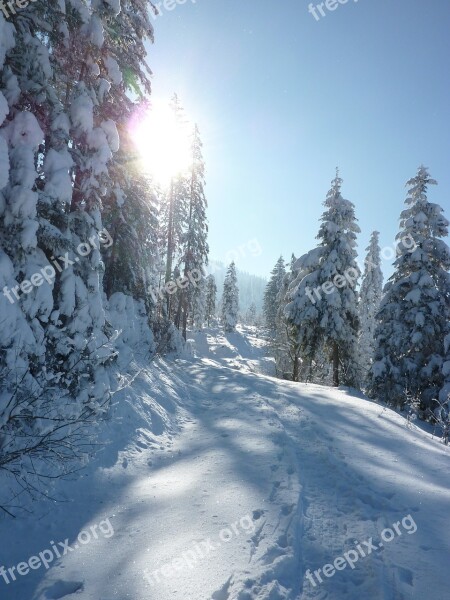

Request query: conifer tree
[
  {"left": 162, "top": 94, "right": 189, "bottom": 318},
  {"left": 102, "top": 125, "right": 160, "bottom": 307},
  {"left": 285, "top": 171, "right": 360, "bottom": 387},
  {"left": 221, "top": 261, "right": 239, "bottom": 332},
  {"left": 358, "top": 231, "right": 383, "bottom": 385},
  {"left": 192, "top": 275, "right": 207, "bottom": 330},
  {"left": 205, "top": 274, "right": 217, "bottom": 326},
  {"left": 439, "top": 334, "right": 450, "bottom": 431},
  {"left": 0, "top": 0, "right": 158, "bottom": 500},
  {"left": 274, "top": 254, "right": 300, "bottom": 380},
  {"left": 246, "top": 302, "right": 257, "bottom": 326},
  {"left": 369, "top": 166, "right": 450, "bottom": 408},
  {"left": 178, "top": 124, "right": 209, "bottom": 339},
  {"left": 263, "top": 256, "right": 286, "bottom": 334}
]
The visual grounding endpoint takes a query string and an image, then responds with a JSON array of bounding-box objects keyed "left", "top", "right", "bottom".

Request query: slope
[{"left": 0, "top": 326, "right": 449, "bottom": 600}]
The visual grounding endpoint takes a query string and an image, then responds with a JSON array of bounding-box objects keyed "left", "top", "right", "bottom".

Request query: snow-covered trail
[
  {"left": 3, "top": 327, "right": 450, "bottom": 600},
  {"left": 164, "top": 343, "right": 450, "bottom": 600}
]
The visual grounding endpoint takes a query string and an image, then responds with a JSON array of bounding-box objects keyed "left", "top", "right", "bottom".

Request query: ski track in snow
[{"left": 1, "top": 326, "right": 449, "bottom": 600}]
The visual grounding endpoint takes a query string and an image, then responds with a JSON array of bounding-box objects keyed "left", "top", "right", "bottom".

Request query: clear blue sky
[{"left": 146, "top": 0, "right": 450, "bottom": 279}]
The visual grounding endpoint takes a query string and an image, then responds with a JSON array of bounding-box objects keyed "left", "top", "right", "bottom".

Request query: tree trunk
[
  {"left": 104, "top": 220, "right": 118, "bottom": 299},
  {"left": 332, "top": 342, "right": 339, "bottom": 387},
  {"left": 165, "top": 179, "right": 175, "bottom": 317},
  {"left": 182, "top": 294, "right": 188, "bottom": 341},
  {"left": 181, "top": 164, "right": 195, "bottom": 341},
  {"left": 293, "top": 355, "right": 299, "bottom": 382},
  {"left": 174, "top": 293, "right": 182, "bottom": 329}
]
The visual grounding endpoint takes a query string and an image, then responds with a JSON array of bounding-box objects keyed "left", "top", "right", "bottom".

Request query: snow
[
  {"left": 87, "top": 127, "right": 113, "bottom": 174},
  {"left": 1, "top": 326, "right": 450, "bottom": 600},
  {"left": 50, "top": 113, "right": 70, "bottom": 135},
  {"left": 70, "top": 91, "right": 94, "bottom": 134},
  {"left": 0, "top": 135, "right": 8, "bottom": 189},
  {"left": 293, "top": 246, "right": 322, "bottom": 272},
  {"left": 2, "top": 111, "right": 43, "bottom": 150},
  {"left": 0, "top": 15, "right": 15, "bottom": 70},
  {"left": 104, "top": 0, "right": 121, "bottom": 15},
  {"left": 100, "top": 119, "right": 120, "bottom": 152},
  {"left": 43, "top": 148, "right": 74, "bottom": 204},
  {"left": 405, "top": 288, "right": 421, "bottom": 304},
  {"left": 84, "top": 15, "right": 104, "bottom": 47},
  {"left": 104, "top": 56, "right": 123, "bottom": 85},
  {"left": 1, "top": 68, "right": 20, "bottom": 108},
  {"left": 96, "top": 78, "right": 111, "bottom": 103},
  {"left": 0, "top": 92, "right": 8, "bottom": 126}
]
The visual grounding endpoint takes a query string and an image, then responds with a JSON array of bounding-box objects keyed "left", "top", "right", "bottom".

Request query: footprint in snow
[
  {"left": 252, "top": 509, "right": 265, "bottom": 520},
  {"left": 211, "top": 575, "right": 233, "bottom": 600},
  {"left": 281, "top": 504, "right": 294, "bottom": 516},
  {"left": 396, "top": 565, "right": 414, "bottom": 586},
  {"left": 42, "top": 580, "right": 84, "bottom": 599}
]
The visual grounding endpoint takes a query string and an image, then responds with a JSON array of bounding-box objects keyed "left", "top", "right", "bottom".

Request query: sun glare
[{"left": 129, "top": 101, "right": 192, "bottom": 186}]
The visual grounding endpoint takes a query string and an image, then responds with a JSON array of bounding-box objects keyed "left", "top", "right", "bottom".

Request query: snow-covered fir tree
[
  {"left": 95, "top": 1, "right": 157, "bottom": 313},
  {"left": 369, "top": 166, "right": 450, "bottom": 409},
  {"left": 358, "top": 231, "right": 383, "bottom": 386},
  {"left": 285, "top": 171, "right": 360, "bottom": 387},
  {"left": 205, "top": 274, "right": 217, "bottom": 326},
  {"left": 191, "top": 275, "right": 207, "bottom": 330},
  {"left": 263, "top": 256, "right": 286, "bottom": 334},
  {"left": 442, "top": 333, "right": 450, "bottom": 402},
  {"left": 177, "top": 123, "right": 209, "bottom": 339},
  {"left": 0, "top": 0, "right": 158, "bottom": 498},
  {"left": 161, "top": 94, "right": 189, "bottom": 318},
  {"left": 103, "top": 126, "right": 160, "bottom": 308},
  {"left": 274, "top": 254, "right": 300, "bottom": 380},
  {"left": 221, "top": 261, "right": 239, "bottom": 332},
  {"left": 245, "top": 302, "right": 257, "bottom": 326}
]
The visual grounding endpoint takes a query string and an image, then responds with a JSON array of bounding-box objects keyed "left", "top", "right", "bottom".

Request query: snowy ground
[{"left": 1, "top": 325, "right": 450, "bottom": 600}]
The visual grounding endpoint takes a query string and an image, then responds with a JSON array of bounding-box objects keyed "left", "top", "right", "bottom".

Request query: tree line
[{"left": 263, "top": 167, "right": 450, "bottom": 427}]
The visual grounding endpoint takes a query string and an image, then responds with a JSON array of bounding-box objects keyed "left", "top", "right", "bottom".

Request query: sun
[{"left": 129, "top": 99, "right": 192, "bottom": 186}]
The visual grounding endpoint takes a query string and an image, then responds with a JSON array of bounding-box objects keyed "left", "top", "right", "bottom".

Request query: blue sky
[{"left": 146, "top": 0, "right": 450, "bottom": 279}]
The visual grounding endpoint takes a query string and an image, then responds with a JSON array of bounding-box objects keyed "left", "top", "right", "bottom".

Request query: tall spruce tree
[
  {"left": 440, "top": 333, "right": 450, "bottom": 418},
  {"left": 103, "top": 126, "right": 160, "bottom": 305},
  {"left": 274, "top": 254, "right": 300, "bottom": 380},
  {"left": 369, "top": 166, "right": 450, "bottom": 408},
  {"left": 0, "top": 0, "right": 120, "bottom": 478},
  {"left": 177, "top": 124, "right": 209, "bottom": 339},
  {"left": 192, "top": 275, "right": 207, "bottom": 330},
  {"left": 0, "top": 0, "right": 158, "bottom": 502},
  {"left": 263, "top": 256, "right": 286, "bottom": 334},
  {"left": 358, "top": 231, "right": 383, "bottom": 386},
  {"left": 246, "top": 302, "right": 257, "bottom": 326},
  {"left": 205, "top": 274, "right": 217, "bottom": 326},
  {"left": 162, "top": 94, "right": 189, "bottom": 315},
  {"left": 221, "top": 261, "right": 239, "bottom": 332},
  {"left": 285, "top": 171, "right": 360, "bottom": 387}
]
